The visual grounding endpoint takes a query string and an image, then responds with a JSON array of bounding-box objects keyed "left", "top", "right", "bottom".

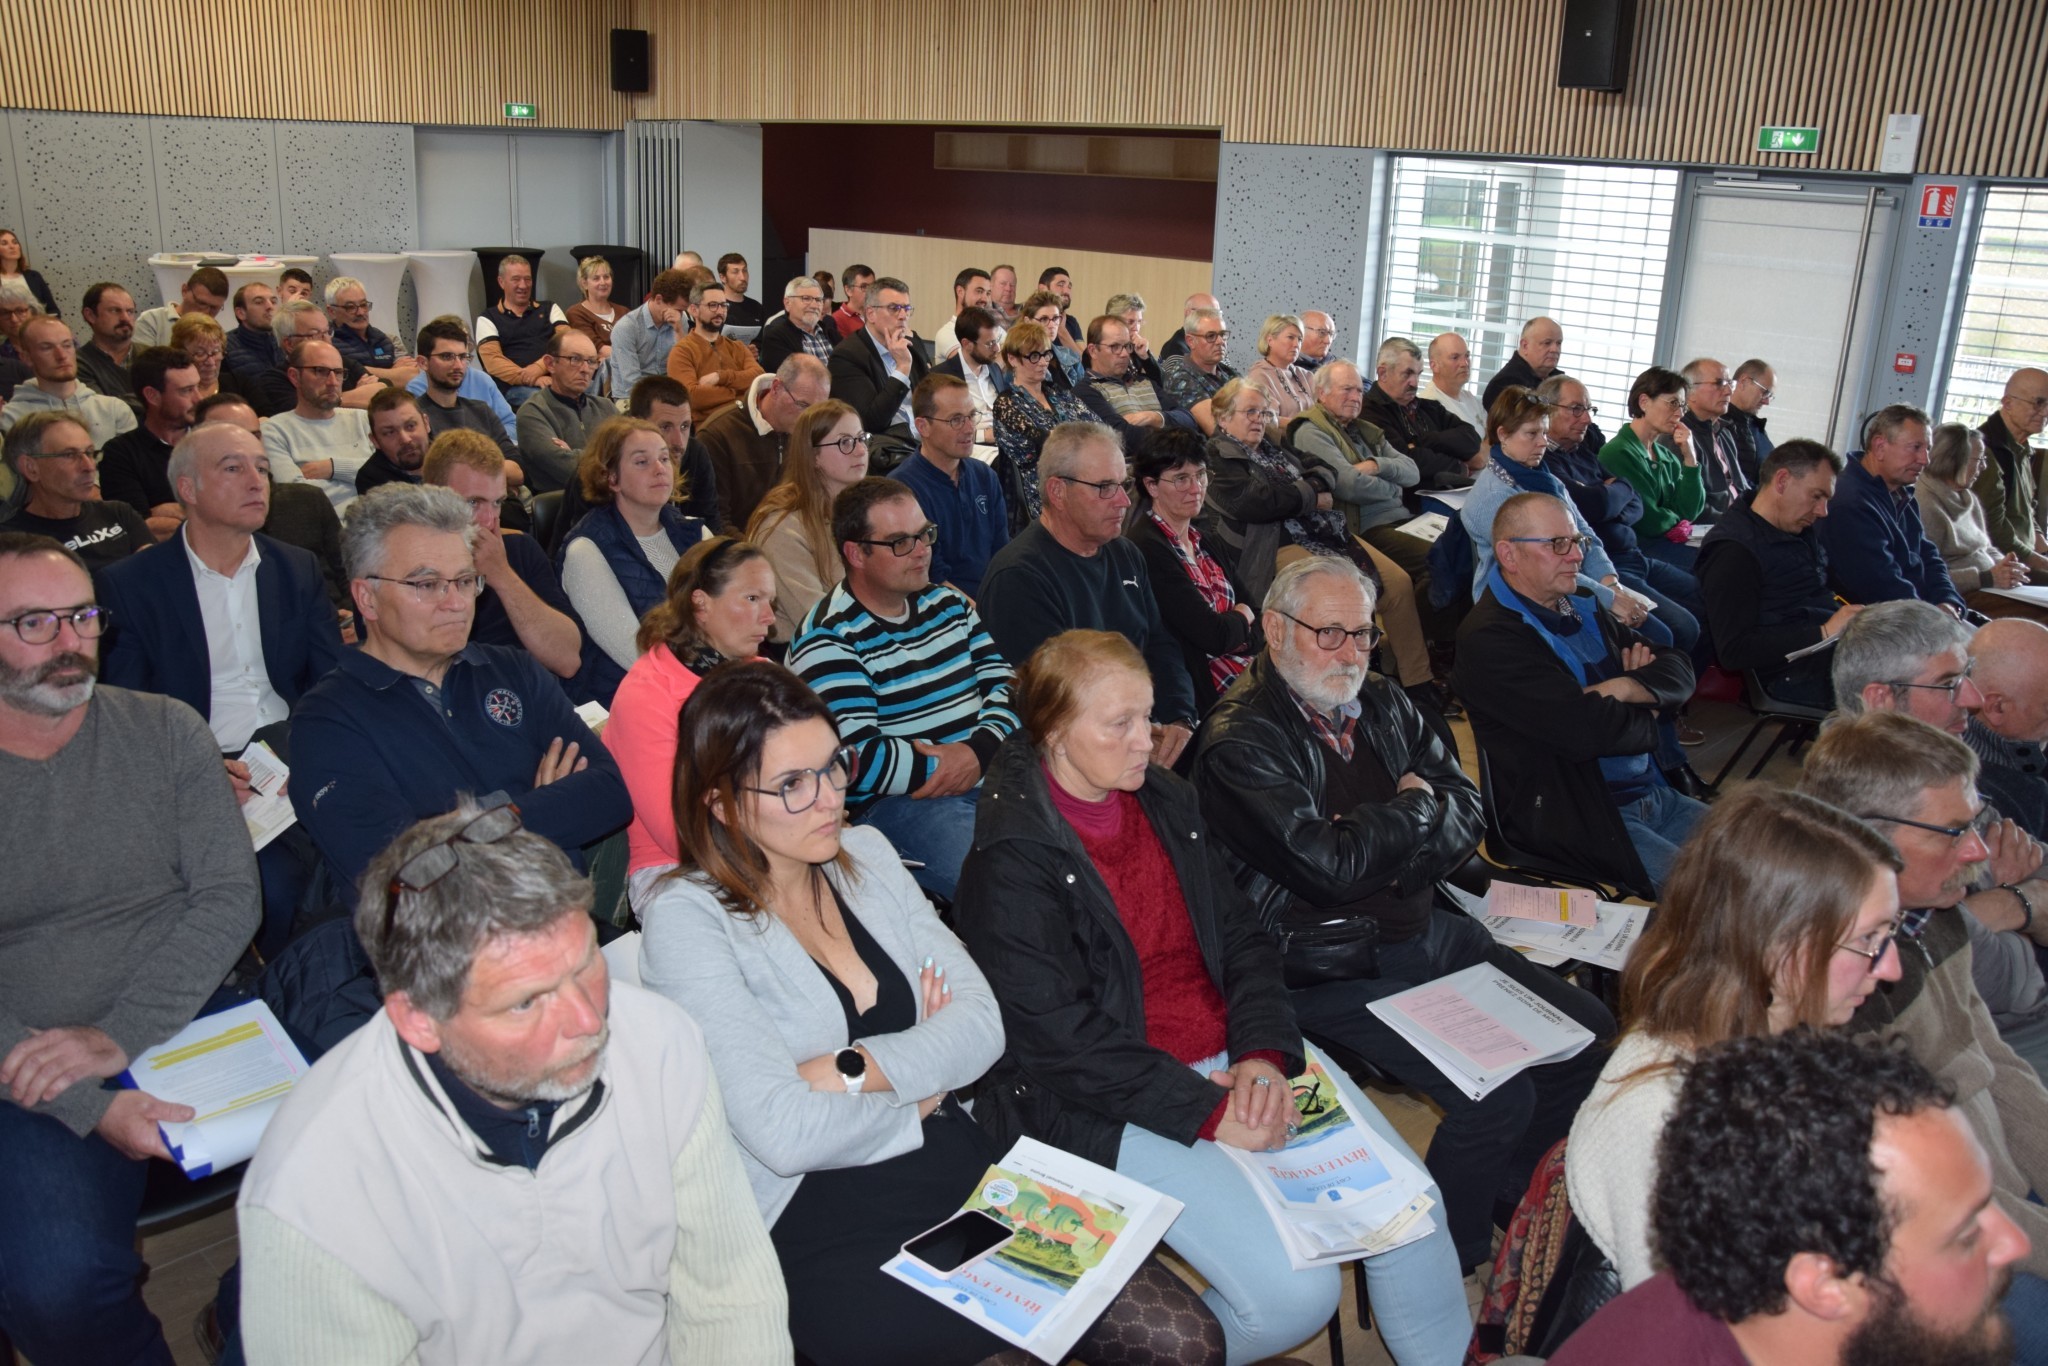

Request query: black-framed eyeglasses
[
  {"left": 383, "top": 796, "right": 522, "bottom": 939},
  {"left": 924, "top": 413, "right": 976, "bottom": 431},
  {"left": 1098, "top": 341, "right": 1134, "bottom": 354},
  {"left": 816, "top": 431, "right": 872, "bottom": 456},
  {"left": 1053, "top": 474, "right": 1134, "bottom": 500},
  {"left": 1276, "top": 609, "right": 1380, "bottom": 652},
  {"left": 363, "top": 573, "right": 486, "bottom": 604},
  {"left": 29, "top": 445, "right": 97, "bottom": 463},
  {"left": 1017, "top": 348, "right": 1054, "bottom": 363},
  {"left": 1865, "top": 806, "right": 1995, "bottom": 849},
  {"left": 1506, "top": 534, "right": 1595, "bottom": 557},
  {"left": 1, "top": 605, "right": 111, "bottom": 643},
  {"left": 745, "top": 744, "right": 857, "bottom": 814},
  {"left": 1835, "top": 908, "right": 1929, "bottom": 966},
  {"left": 1886, "top": 661, "right": 1977, "bottom": 703},
  {"left": 856, "top": 524, "right": 939, "bottom": 556},
  {"left": 1192, "top": 330, "right": 1229, "bottom": 343}
]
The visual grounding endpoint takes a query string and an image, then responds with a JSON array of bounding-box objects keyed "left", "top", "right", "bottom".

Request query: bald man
[
  {"left": 1159, "top": 290, "right": 1219, "bottom": 362},
  {"left": 1296, "top": 310, "right": 1337, "bottom": 372},
  {"left": 1979, "top": 368, "right": 2048, "bottom": 576},
  {"left": 1970, "top": 618, "right": 2048, "bottom": 821},
  {"left": 1420, "top": 332, "right": 1486, "bottom": 436},
  {"left": 1482, "top": 316, "right": 1563, "bottom": 410}
]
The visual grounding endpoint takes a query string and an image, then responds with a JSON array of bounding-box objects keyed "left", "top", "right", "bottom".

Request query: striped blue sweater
[{"left": 787, "top": 581, "right": 1019, "bottom": 813}]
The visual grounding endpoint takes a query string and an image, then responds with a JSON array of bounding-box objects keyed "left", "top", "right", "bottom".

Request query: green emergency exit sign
[
  {"left": 504, "top": 102, "right": 537, "bottom": 120},
  {"left": 1756, "top": 125, "right": 1821, "bottom": 153}
]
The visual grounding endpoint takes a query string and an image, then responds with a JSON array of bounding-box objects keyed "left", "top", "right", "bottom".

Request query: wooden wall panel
[
  {"left": 806, "top": 228, "right": 1211, "bottom": 348},
  {"left": 0, "top": 0, "right": 637, "bottom": 129},
  {"left": 640, "top": 0, "right": 2048, "bottom": 179}
]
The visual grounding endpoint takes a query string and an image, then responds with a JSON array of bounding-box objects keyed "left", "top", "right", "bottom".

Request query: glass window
[{"left": 1942, "top": 186, "right": 2048, "bottom": 431}]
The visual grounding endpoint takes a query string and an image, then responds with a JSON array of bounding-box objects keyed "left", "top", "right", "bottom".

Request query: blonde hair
[
  {"left": 746, "top": 399, "right": 857, "bottom": 585},
  {"left": 1257, "top": 314, "right": 1304, "bottom": 356},
  {"left": 1014, "top": 630, "right": 1149, "bottom": 753},
  {"left": 170, "top": 313, "right": 226, "bottom": 348},
  {"left": 421, "top": 429, "right": 504, "bottom": 485}
]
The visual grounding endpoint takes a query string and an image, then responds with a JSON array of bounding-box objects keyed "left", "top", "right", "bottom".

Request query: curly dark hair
[{"left": 1651, "top": 1030, "right": 1951, "bottom": 1323}]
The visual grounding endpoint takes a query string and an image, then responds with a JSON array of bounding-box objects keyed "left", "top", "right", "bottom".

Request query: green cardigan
[{"left": 1598, "top": 425, "right": 1706, "bottom": 537}]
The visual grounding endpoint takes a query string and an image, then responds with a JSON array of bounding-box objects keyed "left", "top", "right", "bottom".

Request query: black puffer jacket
[
  {"left": 954, "top": 733, "right": 1303, "bottom": 1168},
  {"left": 1190, "top": 653, "right": 1482, "bottom": 938}
]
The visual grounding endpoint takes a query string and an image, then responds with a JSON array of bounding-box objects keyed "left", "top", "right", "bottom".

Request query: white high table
[
  {"left": 406, "top": 251, "right": 479, "bottom": 334},
  {"left": 329, "top": 253, "right": 411, "bottom": 342}
]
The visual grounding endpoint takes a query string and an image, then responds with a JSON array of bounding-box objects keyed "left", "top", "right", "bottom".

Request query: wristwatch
[{"left": 835, "top": 1047, "right": 867, "bottom": 1095}]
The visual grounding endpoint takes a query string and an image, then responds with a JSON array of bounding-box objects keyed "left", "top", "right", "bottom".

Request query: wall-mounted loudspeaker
[
  {"left": 611, "top": 28, "right": 650, "bottom": 94},
  {"left": 1556, "top": 0, "right": 1635, "bottom": 91}
]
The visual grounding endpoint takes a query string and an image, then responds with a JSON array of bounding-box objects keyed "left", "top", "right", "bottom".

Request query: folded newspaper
[
  {"left": 1366, "top": 962, "right": 1597, "bottom": 1101},
  {"left": 1215, "top": 1050, "right": 1439, "bottom": 1270},
  {"left": 119, "top": 1000, "right": 311, "bottom": 1178},
  {"left": 881, "top": 1137, "right": 1182, "bottom": 1364},
  {"left": 1448, "top": 884, "right": 1650, "bottom": 971}
]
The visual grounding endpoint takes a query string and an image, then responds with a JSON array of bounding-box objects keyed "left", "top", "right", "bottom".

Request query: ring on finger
[{"left": 1251, "top": 1076, "right": 1273, "bottom": 1088}]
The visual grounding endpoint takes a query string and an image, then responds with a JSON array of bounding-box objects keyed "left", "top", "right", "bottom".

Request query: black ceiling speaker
[
  {"left": 1557, "top": 0, "right": 1636, "bottom": 91},
  {"left": 611, "top": 28, "right": 650, "bottom": 94}
]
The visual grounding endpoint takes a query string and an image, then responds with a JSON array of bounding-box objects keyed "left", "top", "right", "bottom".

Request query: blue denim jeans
[
  {"left": 857, "top": 792, "right": 978, "bottom": 901},
  {"left": 0, "top": 1101, "right": 173, "bottom": 1366},
  {"left": 1617, "top": 782, "right": 1709, "bottom": 892},
  {"left": 502, "top": 383, "right": 541, "bottom": 408},
  {"left": 1116, "top": 1051, "right": 1471, "bottom": 1366}
]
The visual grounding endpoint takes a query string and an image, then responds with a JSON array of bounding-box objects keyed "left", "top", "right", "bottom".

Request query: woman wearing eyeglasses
[
  {"left": 557, "top": 416, "right": 708, "bottom": 704},
  {"left": 1566, "top": 787, "right": 1904, "bottom": 1290},
  {"left": 1598, "top": 366, "right": 1705, "bottom": 574},
  {"left": 957, "top": 630, "right": 1471, "bottom": 1365},
  {"left": 992, "top": 320, "right": 1092, "bottom": 522},
  {"left": 748, "top": 399, "right": 869, "bottom": 644},
  {"left": 1126, "top": 428, "right": 1261, "bottom": 714},
  {"left": 640, "top": 662, "right": 1228, "bottom": 1366},
  {"left": 1245, "top": 315, "right": 1314, "bottom": 424}
]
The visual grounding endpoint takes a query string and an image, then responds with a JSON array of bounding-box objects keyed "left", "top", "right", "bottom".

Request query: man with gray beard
[
  {"left": 1192, "top": 553, "right": 1614, "bottom": 1271},
  {"left": 0, "top": 532, "right": 259, "bottom": 1364}
]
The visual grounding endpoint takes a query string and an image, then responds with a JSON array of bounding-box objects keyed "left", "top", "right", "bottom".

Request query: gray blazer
[{"left": 638, "top": 824, "right": 1004, "bottom": 1225}]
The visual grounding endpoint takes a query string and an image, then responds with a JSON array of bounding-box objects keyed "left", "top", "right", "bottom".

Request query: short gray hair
[
  {"left": 166, "top": 422, "right": 258, "bottom": 500},
  {"left": 1926, "top": 422, "right": 1983, "bottom": 484},
  {"left": 1105, "top": 291, "right": 1146, "bottom": 317},
  {"left": 1038, "top": 421, "right": 1119, "bottom": 484},
  {"left": 1832, "top": 599, "right": 1973, "bottom": 714},
  {"left": 1182, "top": 306, "right": 1222, "bottom": 334},
  {"left": 0, "top": 279, "right": 35, "bottom": 306},
  {"left": 1310, "top": 360, "right": 1362, "bottom": 399},
  {"left": 1534, "top": 373, "right": 1583, "bottom": 404},
  {"left": 1679, "top": 356, "right": 1725, "bottom": 383},
  {"left": 1798, "top": 710, "right": 1978, "bottom": 829},
  {"left": 342, "top": 483, "right": 475, "bottom": 582},
  {"left": 1375, "top": 336, "right": 1421, "bottom": 369},
  {"left": 277, "top": 297, "right": 326, "bottom": 337},
  {"left": 497, "top": 253, "right": 533, "bottom": 278},
  {"left": 1262, "top": 553, "right": 1379, "bottom": 622},
  {"left": 784, "top": 275, "right": 824, "bottom": 301},
  {"left": 355, "top": 797, "right": 593, "bottom": 1019},
  {"left": 323, "top": 275, "right": 365, "bottom": 306}
]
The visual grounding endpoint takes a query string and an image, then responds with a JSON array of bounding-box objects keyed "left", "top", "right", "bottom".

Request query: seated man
[
  {"left": 1697, "top": 438, "right": 1862, "bottom": 709},
  {"left": 1680, "top": 356, "right": 1754, "bottom": 518},
  {"left": 1417, "top": 331, "right": 1485, "bottom": 436},
  {"left": 929, "top": 267, "right": 996, "bottom": 360},
  {"left": 196, "top": 393, "right": 350, "bottom": 619},
  {"left": 73, "top": 281, "right": 137, "bottom": 405},
  {"left": 98, "top": 345, "right": 203, "bottom": 539},
  {"left": 1073, "top": 312, "right": 1185, "bottom": 446},
  {"left": 0, "top": 532, "right": 258, "bottom": 1366},
  {"left": 237, "top": 801, "right": 789, "bottom": 1362},
  {"left": 422, "top": 429, "right": 584, "bottom": 689},
  {"left": 475, "top": 254, "right": 567, "bottom": 406},
  {"left": 932, "top": 304, "right": 1008, "bottom": 441},
  {"left": 1820, "top": 404, "right": 1968, "bottom": 611},
  {"left": 1358, "top": 336, "right": 1479, "bottom": 491},
  {"left": 514, "top": 329, "right": 606, "bottom": 496},
  {"left": 133, "top": 265, "right": 229, "bottom": 349},
  {"left": 1158, "top": 304, "right": 1238, "bottom": 434},
  {"left": 4, "top": 412, "right": 151, "bottom": 571},
  {"left": 100, "top": 421, "right": 343, "bottom": 955},
  {"left": 356, "top": 387, "right": 431, "bottom": 495},
  {"left": 626, "top": 374, "right": 721, "bottom": 530},
  {"left": 1976, "top": 366, "right": 2048, "bottom": 578},
  {"left": 979, "top": 421, "right": 1198, "bottom": 767},
  {"left": 1157, "top": 290, "right": 1216, "bottom": 361},
  {"left": 698, "top": 354, "right": 829, "bottom": 534},
  {"left": 1192, "top": 553, "right": 1612, "bottom": 1272},
  {"left": 254, "top": 300, "right": 383, "bottom": 417},
  {"left": 894, "top": 373, "right": 1009, "bottom": 599},
  {"left": 221, "top": 281, "right": 284, "bottom": 390},
  {"left": 1295, "top": 308, "right": 1336, "bottom": 374},
  {"left": 0, "top": 315, "right": 137, "bottom": 450},
  {"left": 787, "top": 476, "right": 1017, "bottom": 899},
  {"left": 609, "top": 268, "right": 690, "bottom": 397},
  {"left": 1455, "top": 492, "right": 1705, "bottom": 894},
  {"left": 1284, "top": 359, "right": 1428, "bottom": 584},
  {"left": 755, "top": 272, "right": 839, "bottom": 373},
  {"left": 714, "top": 251, "right": 765, "bottom": 328},
  {"left": 828, "top": 275, "right": 929, "bottom": 456},
  {"left": 831, "top": 263, "right": 873, "bottom": 343},
  {"left": 665, "top": 280, "right": 763, "bottom": 424},
  {"left": 277, "top": 268, "right": 315, "bottom": 304},
  {"left": 289, "top": 484, "right": 630, "bottom": 890},
  {"left": 1800, "top": 710, "right": 2048, "bottom": 1331},
  {"left": 324, "top": 275, "right": 415, "bottom": 386},
  {"left": 262, "top": 337, "right": 374, "bottom": 507},
  {"left": 1971, "top": 618, "right": 2048, "bottom": 816},
  {"left": 1480, "top": 315, "right": 1562, "bottom": 409},
  {"left": 1727, "top": 357, "right": 1777, "bottom": 471},
  {"left": 1552, "top": 1030, "right": 2029, "bottom": 1366},
  {"left": 404, "top": 315, "right": 520, "bottom": 460}
]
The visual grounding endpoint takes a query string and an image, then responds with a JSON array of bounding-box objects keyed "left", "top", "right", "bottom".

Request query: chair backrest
[
  {"left": 530, "top": 490, "right": 565, "bottom": 553},
  {"left": 1474, "top": 742, "right": 1636, "bottom": 900},
  {"left": 1744, "top": 667, "right": 1830, "bottom": 720},
  {"left": 1467, "top": 1135, "right": 1618, "bottom": 1361}
]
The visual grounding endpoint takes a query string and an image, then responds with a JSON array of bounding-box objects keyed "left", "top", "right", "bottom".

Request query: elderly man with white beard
[{"left": 1191, "top": 553, "right": 1616, "bottom": 1271}]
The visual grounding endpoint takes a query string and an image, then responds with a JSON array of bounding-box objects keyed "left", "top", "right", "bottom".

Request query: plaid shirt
[{"left": 1286, "top": 681, "right": 1361, "bottom": 761}]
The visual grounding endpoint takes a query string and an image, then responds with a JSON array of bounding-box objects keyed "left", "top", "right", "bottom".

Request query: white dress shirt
[{"left": 184, "top": 531, "right": 288, "bottom": 751}]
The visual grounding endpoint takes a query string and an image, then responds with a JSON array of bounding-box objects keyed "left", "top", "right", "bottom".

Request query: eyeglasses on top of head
[
  {"left": 383, "top": 795, "right": 523, "bottom": 939},
  {"left": 744, "top": 744, "right": 858, "bottom": 814}
]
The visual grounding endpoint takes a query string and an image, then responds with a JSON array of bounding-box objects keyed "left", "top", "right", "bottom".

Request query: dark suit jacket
[
  {"left": 99, "top": 529, "right": 346, "bottom": 722},
  {"left": 755, "top": 314, "right": 840, "bottom": 375},
  {"left": 828, "top": 325, "right": 930, "bottom": 433},
  {"left": 933, "top": 351, "right": 1014, "bottom": 397}
]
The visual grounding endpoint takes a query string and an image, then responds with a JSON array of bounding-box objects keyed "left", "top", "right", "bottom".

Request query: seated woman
[
  {"left": 1598, "top": 366, "right": 1705, "bottom": 573},
  {"left": 557, "top": 416, "right": 707, "bottom": 703},
  {"left": 171, "top": 312, "right": 250, "bottom": 404},
  {"left": 747, "top": 398, "right": 868, "bottom": 643},
  {"left": 992, "top": 319, "right": 1092, "bottom": 524},
  {"left": 1565, "top": 786, "right": 1903, "bottom": 1289},
  {"left": 1206, "top": 378, "right": 1450, "bottom": 731},
  {"left": 1125, "top": 428, "right": 1260, "bottom": 714},
  {"left": 1245, "top": 314, "right": 1314, "bottom": 423},
  {"left": 1920, "top": 421, "right": 2041, "bottom": 619},
  {"left": 565, "top": 254, "right": 622, "bottom": 381},
  {"left": 603, "top": 536, "right": 777, "bottom": 907},
  {"left": 956, "top": 630, "right": 1470, "bottom": 1365},
  {"left": 640, "top": 662, "right": 1226, "bottom": 1366}
]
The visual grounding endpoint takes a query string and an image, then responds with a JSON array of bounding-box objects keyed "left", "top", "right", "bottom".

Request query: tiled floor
[{"left": 80, "top": 700, "right": 1798, "bottom": 1366}]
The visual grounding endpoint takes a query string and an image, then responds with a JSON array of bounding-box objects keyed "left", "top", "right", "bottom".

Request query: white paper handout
[
  {"left": 1366, "top": 962, "right": 1597, "bottom": 1101},
  {"left": 1422, "top": 485, "right": 1472, "bottom": 511},
  {"left": 881, "top": 1138, "right": 1183, "bottom": 1364},
  {"left": 1686, "top": 522, "right": 1710, "bottom": 545},
  {"left": 1215, "top": 1049, "right": 1439, "bottom": 1270},
  {"left": 1450, "top": 885, "right": 1651, "bottom": 973},
  {"left": 120, "top": 1000, "right": 311, "bottom": 1178},
  {"left": 1486, "top": 881, "right": 1597, "bottom": 928},
  {"left": 1396, "top": 511, "right": 1450, "bottom": 543},
  {"left": 1611, "top": 583, "right": 1657, "bottom": 615},
  {"left": 1988, "top": 584, "right": 2048, "bottom": 608},
  {"left": 239, "top": 740, "right": 295, "bottom": 852}
]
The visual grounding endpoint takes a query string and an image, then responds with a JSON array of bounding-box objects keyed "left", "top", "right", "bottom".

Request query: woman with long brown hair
[
  {"left": 747, "top": 398, "right": 868, "bottom": 642},
  {"left": 1565, "top": 786, "right": 1905, "bottom": 1288}
]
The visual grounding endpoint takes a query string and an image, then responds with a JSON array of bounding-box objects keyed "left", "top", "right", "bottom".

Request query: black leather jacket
[{"left": 1190, "top": 654, "right": 1483, "bottom": 938}]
